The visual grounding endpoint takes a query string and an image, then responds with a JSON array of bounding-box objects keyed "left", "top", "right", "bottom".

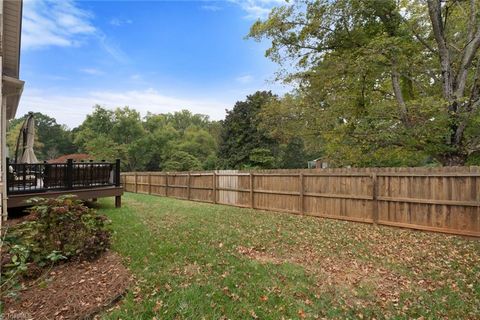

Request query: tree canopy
[
  {"left": 218, "top": 91, "right": 282, "bottom": 169},
  {"left": 72, "top": 106, "right": 220, "bottom": 171},
  {"left": 8, "top": 112, "right": 77, "bottom": 161},
  {"left": 249, "top": 0, "right": 480, "bottom": 166}
]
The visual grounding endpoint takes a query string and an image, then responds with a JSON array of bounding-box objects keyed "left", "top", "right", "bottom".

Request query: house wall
[
  {"left": 0, "top": 0, "right": 5, "bottom": 225},
  {"left": 0, "top": 0, "right": 23, "bottom": 225}
]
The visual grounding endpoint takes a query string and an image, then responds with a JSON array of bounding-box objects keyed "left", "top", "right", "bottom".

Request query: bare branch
[
  {"left": 469, "top": 58, "right": 480, "bottom": 101},
  {"left": 467, "top": 0, "right": 476, "bottom": 42},
  {"left": 455, "top": 26, "right": 480, "bottom": 98},
  {"left": 412, "top": 31, "right": 436, "bottom": 54},
  {"left": 391, "top": 60, "right": 410, "bottom": 127},
  {"left": 455, "top": 99, "right": 480, "bottom": 145}
]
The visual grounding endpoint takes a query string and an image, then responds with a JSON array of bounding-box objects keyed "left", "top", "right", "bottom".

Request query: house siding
[{"left": 0, "top": 0, "right": 23, "bottom": 225}]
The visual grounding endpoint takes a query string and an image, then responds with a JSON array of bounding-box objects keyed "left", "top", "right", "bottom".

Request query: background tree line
[
  {"left": 8, "top": 95, "right": 310, "bottom": 171},
  {"left": 11, "top": 0, "right": 480, "bottom": 169}
]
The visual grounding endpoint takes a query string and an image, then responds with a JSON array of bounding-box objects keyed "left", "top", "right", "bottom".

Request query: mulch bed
[{"left": 2, "top": 251, "right": 132, "bottom": 320}]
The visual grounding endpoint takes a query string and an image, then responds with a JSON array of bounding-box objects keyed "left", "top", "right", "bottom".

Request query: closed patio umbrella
[{"left": 19, "top": 113, "right": 38, "bottom": 164}]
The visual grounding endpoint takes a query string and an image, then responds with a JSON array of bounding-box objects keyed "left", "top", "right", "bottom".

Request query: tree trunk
[{"left": 438, "top": 151, "right": 467, "bottom": 166}]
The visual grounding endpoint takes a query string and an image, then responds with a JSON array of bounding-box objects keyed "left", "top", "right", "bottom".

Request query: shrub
[{"left": 1, "top": 196, "right": 111, "bottom": 284}]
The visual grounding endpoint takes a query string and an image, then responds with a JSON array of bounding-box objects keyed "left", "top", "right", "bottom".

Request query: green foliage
[
  {"left": 1, "top": 196, "right": 111, "bottom": 286},
  {"left": 218, "top": 91, "right": 281, "bottom": 169},
  {"left": 178, "top": 126, "right": 216, "bottom": 164},
  {"left": 280, "top": 137, "right": 309, "bottom": 169},
  {"left": 73, "top": 106, "right": 220, "bottom": 171},
  {"left": 8, "top": 112, "right": 77, "bottom": 161},
  {"left": 249, "top": 0, "right": 480, "bottom": 166},
  {"left": 248, "top": 148, "right": 276, "bottom": 169},
  {"left": 163, "top": 151, "right": 203, "bottom": 172}
]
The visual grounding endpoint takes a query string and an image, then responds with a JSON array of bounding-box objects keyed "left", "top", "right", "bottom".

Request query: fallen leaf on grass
[{"left": 298, "top": 309, "right": 306, "bottom": 318}]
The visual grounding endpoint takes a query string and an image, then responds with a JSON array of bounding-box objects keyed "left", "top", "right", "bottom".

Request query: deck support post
[
  {"left": 115, "top": 195, "right": 121, "bottom": 208},
  {"left": 115, "top": 159, "right": 121, "bottom": 187}
]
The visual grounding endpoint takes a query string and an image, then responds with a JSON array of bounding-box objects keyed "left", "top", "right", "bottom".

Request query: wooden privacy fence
[{"left": 121, "top": 167, "right": 480, "bottom": 237}]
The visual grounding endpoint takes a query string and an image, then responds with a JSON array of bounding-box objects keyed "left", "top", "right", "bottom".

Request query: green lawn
[{"left": 98, "top": 193, "right": 480, "bottom": 319}]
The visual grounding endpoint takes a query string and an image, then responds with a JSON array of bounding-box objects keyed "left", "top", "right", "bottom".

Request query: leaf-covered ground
[{"left": 99, "top": 193, "right": 480, "bottom": 319}]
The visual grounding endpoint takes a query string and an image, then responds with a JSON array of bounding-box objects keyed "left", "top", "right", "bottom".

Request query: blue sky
[{"left": 18, "top": 0, "right": 289, "bottom": 128}]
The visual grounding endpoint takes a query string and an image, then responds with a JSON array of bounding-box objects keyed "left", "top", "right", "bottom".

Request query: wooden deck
[
  {"left": 8, "top": 186, "right": 123, "bottom": 208},
  {"left": 6, "top": 159, "right": 123, "bottom": 208}
]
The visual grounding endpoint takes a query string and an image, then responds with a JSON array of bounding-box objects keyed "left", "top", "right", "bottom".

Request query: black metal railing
[{"left": 6, "top": 158, "right": 121, "bottom": 195}]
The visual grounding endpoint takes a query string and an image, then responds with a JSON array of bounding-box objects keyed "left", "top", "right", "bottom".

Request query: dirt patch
[
  {"left": 3, "top": 211, "right": 37, "bottom": 228},
  {"left": 236, "top": 245, "right": 411, "bottom": 305},
  {"left": 2, "top": 251, "right": 132, "bottom": 320}
]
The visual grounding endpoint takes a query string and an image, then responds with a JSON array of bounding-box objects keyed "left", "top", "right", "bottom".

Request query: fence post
[
  {"left": 66, "top": 159, "right": 73, "bottom": 189},
  {"left": 299, "top": 173, "right": 304, "bottom": 215},
  {"left": 250, "top": 173, "right": 254, "bottom": 208},
  {"left": 372, "top": 173, "right": 378, "bottom": 224},
  {"left": 212, "top": 172, "right": 217, "bottom": 204},
  {"left": 165, "top": 173, "right": 169, "bottom": 197},
  {"left": 115, "top": 159, "right": 121, "bottom": 187},
  {"left": 148, "top": 173, "right": 152, "bottom": 195},
  {"left": 134, "top": 172, "right": 138, "bottom": 193},
  {"left": 187, "top": 172, "right": 191, "bottom": 200}
]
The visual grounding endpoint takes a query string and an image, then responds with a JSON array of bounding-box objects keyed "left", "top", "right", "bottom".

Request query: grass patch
[{"left": 99, "top": 193, "right": 480, "bottom": 319}]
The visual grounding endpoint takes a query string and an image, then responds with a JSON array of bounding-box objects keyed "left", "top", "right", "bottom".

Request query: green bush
[{"left": 1, "top": 196, "right": 111, "bottom": 284}]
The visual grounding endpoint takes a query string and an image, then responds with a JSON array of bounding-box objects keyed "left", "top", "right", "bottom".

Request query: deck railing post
[
  {"left": 66, "top": 159, "right": 73, "bottom": 189},
  {"left": 115, "top": 159, "right": 121, "bottom": 187}
]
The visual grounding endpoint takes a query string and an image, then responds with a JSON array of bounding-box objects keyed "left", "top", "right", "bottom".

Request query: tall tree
[
  {"left": 218, "top": 91, "right": 280, "bottom": 169},
  {"left": 249, "top": 0, "right": 480, "bottom": 166},
  {"left": 74, "top": 107, "right": 220, "bottom": 171},
  {"left": 281, "top": 137, "right": 309, "bottom": 169}
]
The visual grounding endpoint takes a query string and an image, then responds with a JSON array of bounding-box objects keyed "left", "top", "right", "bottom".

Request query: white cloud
[
  {"left": 109, "top": 18, "right": 133, "bottom": 27},
  {"left": 80, "top": 68, "right": 104, "bottom": 75},
  {"left": 18, "top": 88, "right": 229, "bottom": 128},
  {"left": 230, "top": 0, "right": 286, "bottom": 19},
  {"left": 236, "top": 74, "right": 254, "bottom": 84},
  {"left": 97, "top": 33, "right": 129, "bottom": 63},
  {"left": 130, "top": 74, "right": 142, "bottom": 81},
  {"left": 22, "top": 0, "right": 128, "bottom": 63},
  {"left": 22, "top": 0, "right": 96, "bottom": 49},
  {"left": 201, "top": 5, "right": 222, "bottom": 12}
]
